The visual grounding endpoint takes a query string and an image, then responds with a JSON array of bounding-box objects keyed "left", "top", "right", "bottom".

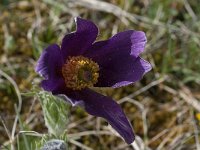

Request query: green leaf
[{"left": 37, "top": 91, "right": 69, "bottom": 137}]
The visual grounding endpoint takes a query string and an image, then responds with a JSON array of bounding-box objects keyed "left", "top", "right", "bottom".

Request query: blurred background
[{"left": 0, "top": 0, "right": 200, "bottom": 149}]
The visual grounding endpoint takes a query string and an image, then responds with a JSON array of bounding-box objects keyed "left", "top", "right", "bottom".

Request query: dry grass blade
[
  {"left": 68, "top": 130, "right": 113, "bottom": 139},
  {"left": 125, "top": 76, "right": 168, "bottom": 99},
  {"left": 69, "top": 0, "right": 132, "bottom": 25},
  {"left": 69, "top": 139, "right": 93, "bottom": 150},
  {"left": 162, "top": 84, "right": 200, "bottom": 112},
  {"left": 69, "top": 0, "right": 200, "bottom": 40},
  {"left": 183, "top": 0, "right": 197, "bottom": 21},
  {"left": 179, "top": 86, "right": 200, "bottom": 112},
  {"left": 0, "top": 69, "right": 22, "bottom": 150}
]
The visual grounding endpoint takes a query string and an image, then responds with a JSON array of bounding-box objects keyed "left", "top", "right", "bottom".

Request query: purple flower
[{"left": 35, "top": 17, "right": 151, "bottom": 144}]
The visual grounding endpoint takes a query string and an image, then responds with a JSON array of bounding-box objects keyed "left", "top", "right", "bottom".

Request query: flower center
[{"left": 62, "top": 56, "right": 99, "bottom": 90}]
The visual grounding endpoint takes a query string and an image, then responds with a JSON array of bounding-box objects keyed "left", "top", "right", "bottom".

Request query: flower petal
[
  {"left": 130, "top": 31, "right": 147, "bottom": 57},
  {"left": 35, "top": 44, "right": 65, "bottom": 92},
  {"left": 57, "top": 88, "right": 135, "bottom": 144},
  {"left": 41, "top": 78, "right": 65, "bottom": 92},
  {"left": 61, "top": 17, "right": 98, "bottom": 60},
  {"left": 95, "top": 56, "right": 151, "bottom": 88},
  {"left": 85, "top": 30, "right": 147, "bottom": 59},
  {"left": 83, "top": 30, "right": 150, "bottom": 88},
  {"left": 35, "top": 44, "right": 64, "bottom": 79}
]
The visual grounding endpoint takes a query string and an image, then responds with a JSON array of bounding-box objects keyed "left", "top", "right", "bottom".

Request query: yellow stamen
[{"left": 62, "top": 56, "right": 99, "bottom": 90}]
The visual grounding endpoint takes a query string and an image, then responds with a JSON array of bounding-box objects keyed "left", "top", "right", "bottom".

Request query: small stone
[{"left": 41, "top": 139, "right": 67, "bottom": 150}]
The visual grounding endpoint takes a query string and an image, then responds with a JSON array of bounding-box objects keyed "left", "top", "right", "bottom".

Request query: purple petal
[
  {"left": 98, "top": 57, "right": 151, "bottom": 88},
  {"left": 57, "top": 88, "right": 135, "bottom": 144},
  {"left": 61, "top": 17, "right": 98, "bottom": 60},
  {"left": 83, "top": 30, "right": 151, "bottom": 88},
  {"left": 85, "top": 30, "right": 147, "bottom": 59},
  {"left": 35, "top": 44, "right": 65, "bottom": 92},
  {"left": 41, "top": 78, "right": 65, "bottom": 92},
  {"left": 35, "top": 44, "right": 64, "bottom": 79},
  {"left": 130, "top": 31, "right": 147, "bottom": 57},
  {"left": 53, "top": 88, "right": 83, "bottom": 107}
]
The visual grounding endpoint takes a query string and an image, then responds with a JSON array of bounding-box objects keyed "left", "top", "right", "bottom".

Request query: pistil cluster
[{"left": 62, "top": 56, "right": 99, "bottom": 90}]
